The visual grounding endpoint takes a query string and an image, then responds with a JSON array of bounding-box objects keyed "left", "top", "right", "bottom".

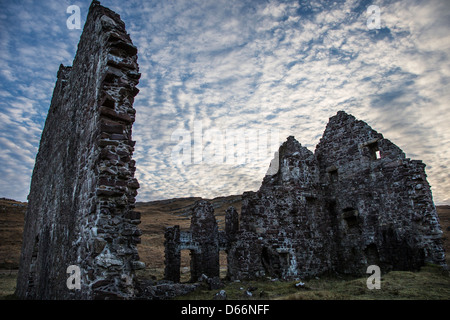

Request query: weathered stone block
[{"left": 101, "top": 121, "right": 124, "bottom": 134}]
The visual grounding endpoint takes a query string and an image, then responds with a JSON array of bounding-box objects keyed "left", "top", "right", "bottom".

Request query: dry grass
[
  {"left": 0, "top": 271, "right": 17, "bottom": 299},
  {"left": 0, "top": 198, "right": 26, "bottom": 270}
]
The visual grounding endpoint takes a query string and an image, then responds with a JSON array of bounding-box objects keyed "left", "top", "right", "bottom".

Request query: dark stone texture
[
  {"left": 228, "top": 111, "right": 446, "bottom": 280},
  {"left": 16, "top": 0, "right": 142, "bottom": 300},
  {"left": 189, "top": 200, "right": 220, "bottom": 281},
  {"left": 164, "top": 200, "right": 221, "bottom": 283},
  {"left": 164, "top": 226, "right": 181, "bottom": 283}
]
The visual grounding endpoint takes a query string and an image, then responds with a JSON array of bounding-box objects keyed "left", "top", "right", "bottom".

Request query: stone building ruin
[
  {"left": 16, "top": 1, "right": 143, "bottom": 299},
  {"left": 165, "top": 111, "right": 446, "bottom": 282},
  {"left": 164, "top": 202, "right": 240, "bottom": 283},
  {"left": 15, "top": 0, "right": 446, "bottom": 300}
]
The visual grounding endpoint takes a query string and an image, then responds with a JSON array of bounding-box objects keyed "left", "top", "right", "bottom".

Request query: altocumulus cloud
[{"left": 0, "top": 0, "right": 449, "bottom": 204}]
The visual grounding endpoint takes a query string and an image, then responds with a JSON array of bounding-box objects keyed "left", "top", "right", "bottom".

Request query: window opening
[
  {"left": 342, "top": 207, "right": 359, "bottom": 228},
  {"left": 367, "top": 142, "right": 381, "bottom": 160}
]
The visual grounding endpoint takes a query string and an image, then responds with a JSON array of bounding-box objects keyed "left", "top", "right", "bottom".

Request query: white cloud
[
  {"left": 127, "top": 0, "right": 450, "bottom": 203},
  {"left": 0, "top": 0, "right": 449, "bottom": 205}
]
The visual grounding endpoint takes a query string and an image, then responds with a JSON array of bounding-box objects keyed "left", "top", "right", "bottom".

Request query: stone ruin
[
  {"left": 165, "top": 111, "right": 446, "bottom": 282},
  {"left": 164, "top": 201, "right": 239, "bottom": 283},
  {"left": 15, "top": 0, "right": 446, "bottom": 300},
  {"left": 16, "top": 1, "right": 143, "bottom": 299}
]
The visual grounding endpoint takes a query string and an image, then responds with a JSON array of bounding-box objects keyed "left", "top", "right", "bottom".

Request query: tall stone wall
[
  {"left": 227, "top": 137, "right": 333, "bottom": 280},
  {"left": 163, "top": 201, "right": 257, "bottom": 286},
  {"left": 315, "top": 111, "right": 446, "bottom": 274},
  {"left": 16, "top": 1, "right": 143, "bottom": 300},
  {"left": 189, "top": 201, "right": 220, "bottom": 281},
  {"left": 164, "top": 226, "right": 181, "bottom": 283},
  {"left": 226, "top": 111, "right": 446, "bottom": 280}
]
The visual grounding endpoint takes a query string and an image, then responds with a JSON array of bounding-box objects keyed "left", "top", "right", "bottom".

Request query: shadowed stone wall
[
  {"left": 315, "top": 111, "right": 446, "bottom": 274},
  {"left": 164, "top": 226, "right": 181, "bottom": 283},
  {"left": 189, "top": 201, "right": 220, "bottom": 281},
  {"left": 228, "top": 111, "right": 446, "bottom": 280},
  {"left": 165, "top": 111, "right": 446, "bottom": 283},
  {"left": 228, "top": 136, "right": 333, "bottom": 280},
  {"left": 164, "top": 201, "right": 221, "bottom": 282},
  {"left": 16, "top": 1, "right": 143, "bottom": 300}
]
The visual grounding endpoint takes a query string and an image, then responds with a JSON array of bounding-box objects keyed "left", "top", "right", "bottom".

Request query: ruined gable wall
[
  {"left": 228, "top": 111, "right": 445, "bottom": 281},
  {"left": 229, "top": 137, "right": 333, "bottom": 280},
  {"left": 315, "top": 111, "right": 445, "bottom": 274},
  {"left": 164, "top": 200, "right": 222, "bottom": 283},
  {"left": 16, "top": 1, "right": 142, "bottom": 299}
]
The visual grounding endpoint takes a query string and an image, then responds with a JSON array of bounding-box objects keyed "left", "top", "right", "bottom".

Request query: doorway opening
[{"left": 180, "top": 249, "right": 191, "bottom": 282}]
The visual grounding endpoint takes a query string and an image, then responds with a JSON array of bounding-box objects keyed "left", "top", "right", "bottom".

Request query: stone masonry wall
[
  {"left": 227, "top": 111, "right": 446, "bottom": 280},
  {"left": 164, "top": 200, "right": 228, "bottom": 283},
  {"left": 164, "top": 226, "right": 181, "bottom": 283},
  {"left": 228, "top": 137, "right": 333, "bottom": 280},
  {"left": 16, "top": 1, "right": 142, "bottom": 300},
  {"left": 189, "top": 201, "right": 220, "bottom": 281},
  {"left": 314, "top": 111, "right": 446, "bottom": 274}
]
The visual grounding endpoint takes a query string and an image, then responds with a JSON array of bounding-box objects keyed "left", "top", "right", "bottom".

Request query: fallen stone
[{"left": 213, "top": 290, "right": 227, "bottom": 300}]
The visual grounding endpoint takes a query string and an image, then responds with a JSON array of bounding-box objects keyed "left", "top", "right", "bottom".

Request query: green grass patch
[
  {"left": 0, "top": 272, "right": 17, "bottom": 300},
  {"left": 1, "top": 264, "right": 449, "bottom": 300},
  {"left": 176, "top": 264, "right": 450, "bottom": 300}
]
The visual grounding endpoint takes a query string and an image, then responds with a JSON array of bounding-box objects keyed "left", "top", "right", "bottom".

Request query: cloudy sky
[{"left": 0, "top": 0, "right": 449, "bottom": 204}]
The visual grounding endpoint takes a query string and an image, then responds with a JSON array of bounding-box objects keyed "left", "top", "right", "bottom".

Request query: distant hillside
[
  {"left": 0, "top": 196, "right": 448, "bottom": 272},
  {"left": 0, "top": 198, "right": 26, "bottom": 269},
  {"left": 0, "top": 195, "right": 243, "bottom": 270}
]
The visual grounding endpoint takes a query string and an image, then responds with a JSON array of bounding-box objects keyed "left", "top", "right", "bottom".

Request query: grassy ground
[
  {"left": 281, "top": 264, "right": 450, "bottom": 300},
  {"left": 1, "top": 264, "right": 449, "bottom": 300},
  {"left": 0, "top": 198, "right": 26, "bottom": 270},
  {"left": 176, "top": 264, "right": 450, "bottom": 300},
  {"left": 0, "top": 271, "right": 18, "bottom": 300}
]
